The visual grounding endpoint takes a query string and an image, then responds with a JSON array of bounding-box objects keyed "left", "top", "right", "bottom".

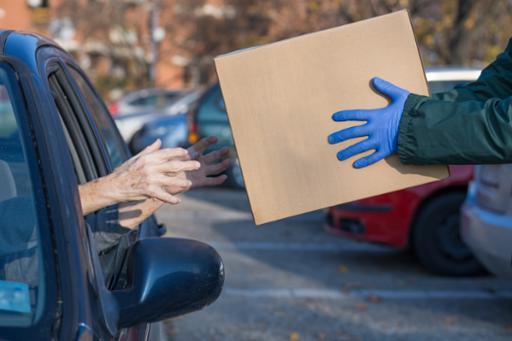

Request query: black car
[
  {"left": 131, "top": 83, "right": 245, "bottom": 189},
  {"left": 0, "top": 31, "right": 223, "bottom": 340},
  {"left": 187, "top": 83, "right": 244, "bottom": 188}
]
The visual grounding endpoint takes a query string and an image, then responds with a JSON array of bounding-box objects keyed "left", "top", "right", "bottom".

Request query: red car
[{"left": 325, "top": 165, "right": 483, "bottom": 276}]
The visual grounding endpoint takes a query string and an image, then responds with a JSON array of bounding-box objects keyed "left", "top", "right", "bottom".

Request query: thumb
[
  {"left": 140, "top": 139, "right": 162, "bottom": 155},
  {"left": 371, "top": 77, "right": 406, "bottom": 101}
]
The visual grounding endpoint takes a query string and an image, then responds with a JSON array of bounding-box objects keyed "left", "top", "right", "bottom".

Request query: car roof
[
  {"left": 0, "top": 30, "right": 65, "bottom": 72},
  {"left": 425, "top": 67, "right": 482, "bottom": 82}
]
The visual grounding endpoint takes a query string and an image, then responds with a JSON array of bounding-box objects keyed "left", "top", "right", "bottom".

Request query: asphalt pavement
[{"left": 157, "top": 188, "right": 512, "bottom": 341}]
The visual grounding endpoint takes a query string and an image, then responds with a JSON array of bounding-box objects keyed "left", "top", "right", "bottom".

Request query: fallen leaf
[
  {"left": 338, "top": 265, "right": 349, "bottom": 273},
  {"left": 289, "top": 331, "right": 300, "bottom": 341}
]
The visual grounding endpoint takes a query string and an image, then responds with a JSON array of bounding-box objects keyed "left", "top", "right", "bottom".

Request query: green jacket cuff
[{"left": 397, "top": 93, "right": 428, "bottom": 164}]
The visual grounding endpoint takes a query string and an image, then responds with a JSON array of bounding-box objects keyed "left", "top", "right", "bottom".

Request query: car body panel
[
  {"left": 129, "top": 113, "right": 188, "bottom": 153},
  {"left": 113, "top": 88, "right": 189, "bottom": 141},
  {"left": 462, "top": 191, "right": 512, "bottom": 277},
  {"left": 326, "top": 165, "right": 473, "bottom": 248},
  {"left": 324, "top": 69, "right": 480, "bottom": 252},
  {"left": 461, "top": 164, "right": 512, "bottom": 277},
  {"left": 0, "top": 32, "right": 94, "bottom": 340},
  {"left": 0, "top": 30, "right": 164, "bottom": 340}
]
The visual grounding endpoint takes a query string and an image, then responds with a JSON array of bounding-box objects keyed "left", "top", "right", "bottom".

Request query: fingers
[
  {"left": 157, "top": 160, "right": 201, "bottom": 173},
  {"left": 371, "top": 77, "right": 406, "bottom": 101},
  {"left": 353, "top": 150, "right": 387, "bottom": 168},
  {"left": 202, "top": 175, "right": 228, "bottom": 187},
  {"left": 164, "top": 177, "right": 193, "bottom": 193},
  {"left": 336, "top": 139, "right": 376, "bottom": 161},
  {"left": 149, "top": 187, "right": 181, "bottom": 205},
  {"left": 152, "top": 147, "right": 191, "bottom": 161},
  {"left": 332, "top": 109, "right": 373, "bottom": 122},
  {"left": 203, "top": 147, "right": 230, "bottom": 164},
  {"left": 205, "top": 158, "right": 230, "bottom": 175},
  {"left": 188, "top": 136, "right": 218, "bottom": 158},
  {"left": 328, "top": 124, "right": 369, "bottom": 144}
]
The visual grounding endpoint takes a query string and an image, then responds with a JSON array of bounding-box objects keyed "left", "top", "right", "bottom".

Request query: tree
[
  {"left": 55, "top": 0, "right": 512, "bottom": 89},
  {"left": 166, "top": 0, "right": 512, "bottom": 85}
]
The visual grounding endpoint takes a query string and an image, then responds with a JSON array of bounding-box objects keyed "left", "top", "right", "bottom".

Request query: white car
[
  {"left": 113, "top": 88, "right": 202, "bottom": 141},
  {"left": 462, "top": 165, "right": 512, "bottom": 277}
]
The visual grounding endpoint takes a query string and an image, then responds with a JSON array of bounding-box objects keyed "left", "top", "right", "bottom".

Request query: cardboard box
[{"left": 215, "top": 10, "right": 448, "bottom": 225}]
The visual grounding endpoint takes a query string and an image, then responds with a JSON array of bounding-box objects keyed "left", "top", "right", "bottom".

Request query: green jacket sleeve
[
  {"left": 398, "top": 95, "right": 512, "bottom": 164},
  {"left": 431, "top": 39, "right": 512, "bottom": 102},
  {"left": 397, "top": 39, "right": 512, "bottom": 165}
]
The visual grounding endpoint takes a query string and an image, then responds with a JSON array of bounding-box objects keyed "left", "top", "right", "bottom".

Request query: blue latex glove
[{"left": 328, "top": 77, "right": 410, "bottom": 168}]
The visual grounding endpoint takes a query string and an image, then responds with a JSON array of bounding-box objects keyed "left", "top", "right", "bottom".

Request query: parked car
[
  {"left": 129, "top": 113, "right": 188, "bottom": 153},
  {"left": 128, "top": 90, "right": 204, "bottom": 154},
  {"left": 113, "top": 89, "right": 199, "bottom": 141},
  {"left": 188, "top": 83, "right": 244, "bottom": 188},
  {"left": 462, "top": 165, "right": 512, "bottom": 277},
  {"left": 325, "top": 68, "right": 482, "bottom": 276},
  {"left": 0, "top": 30, "right": 223, "bottom": 340},
  {"left": 109, "top": 88, "right": 183, "bottom": 117}
]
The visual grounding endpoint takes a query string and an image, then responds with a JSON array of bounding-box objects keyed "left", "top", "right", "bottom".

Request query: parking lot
[{"left": 156, "top": 188, "right": 512, "bottom": 340}]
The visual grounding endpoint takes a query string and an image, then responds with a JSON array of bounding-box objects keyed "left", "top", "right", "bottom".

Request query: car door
[
  {"left": 0, "top": 57, "right": 60, "bottom": 340},
  {"left": 60, "top": 57, "right": 171, "bottom": 341},
  {"left": 0, "top": 55, "right": 96, "bottom": 339},
  {"left": 28, "top": 46, "right": 135, "bottom": 337},
  {"left": 38, "top": 47, "right": 164, "bottom": 339},
  {"left": 196, "top": 85, "right": 233, "bottom": 149}
]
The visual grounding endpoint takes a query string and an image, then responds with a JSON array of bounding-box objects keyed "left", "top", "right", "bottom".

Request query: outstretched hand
[
  {"left": 328, "top": 77, "right": 410, "bottom": 168},
  {"left": 109, "top": 139, "right": 200, "bottom": 205},
  {"left": 186, "top": 136, "right": 231, "bottom": 188}
]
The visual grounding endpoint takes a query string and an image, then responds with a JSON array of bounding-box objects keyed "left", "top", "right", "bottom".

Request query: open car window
[
  {"left": 47, "top": 63, "right": 136, "bottom": 290},
  {"left": 0, "top": 62, "right": 57, "bottom": 334},
  {"left": 68, "top": 66, "right": 129, "bottom": 168}
]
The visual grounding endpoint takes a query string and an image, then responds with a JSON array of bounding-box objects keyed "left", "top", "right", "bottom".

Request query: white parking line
[
  {"left": 209, "top": 241, "right": 392, "bottom": 252},
  {"left": 224, "top": 288, "right": 512, "bottom": 300}
]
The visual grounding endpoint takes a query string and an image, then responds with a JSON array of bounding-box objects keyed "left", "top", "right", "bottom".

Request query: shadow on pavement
[{"left": 184, "top": 187, "right": 251, "bottom": 212}]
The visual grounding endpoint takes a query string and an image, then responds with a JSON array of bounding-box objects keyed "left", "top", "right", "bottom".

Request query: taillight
[
  {"left": 187, "top": 108, "right": 200, "bottom": 144},
  {"left": 108, "top": 102, "right": 119, "bottom": 117},
  {"left": 188, "top": 122, "right": 199, "bottom": 144}
]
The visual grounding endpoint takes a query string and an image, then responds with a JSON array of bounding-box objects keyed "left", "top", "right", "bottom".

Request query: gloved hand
[{"left": 328, "top": 77, "right": 410, "bottom": 168}]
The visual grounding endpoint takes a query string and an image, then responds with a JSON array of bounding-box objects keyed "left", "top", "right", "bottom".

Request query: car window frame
[
  {"left": 0, "top": 57, "right": 61, "bottom": 340},
  {"left": 48, "top": 69, "right": 99, "bottom": 181},
  {"left": 41, "top": 53, "right": 131, "bottom": 335},
  {"left": 65, "top": 64, "right": 131, "bottom": 169}
]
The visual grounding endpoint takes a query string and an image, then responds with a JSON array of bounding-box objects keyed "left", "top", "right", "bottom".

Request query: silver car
[
  {"left": 113, "top": 88, "right": 203, "bottom": 141},
  {"left": 462, "top": 165, "right": 512, "bottom": 277},
  {"left": 426, "top": 67, "right": 481, "bottom": 92}
]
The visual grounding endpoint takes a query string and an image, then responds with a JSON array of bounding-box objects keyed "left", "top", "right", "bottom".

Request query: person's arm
[
  {"left": 79, "top": 140, "right": 200, "bottom": 216},
  {"left": 430, "top": 38, "right": 512, "bottom": 102},
  {"left": 398, "top": 95, "right": 512, "bottom": 164},
  {"left": 329, "top": 77, "right": 512, "bottom": 167},
  {"left": 112, "top": 136, "right": 230, "bottom": 229}
]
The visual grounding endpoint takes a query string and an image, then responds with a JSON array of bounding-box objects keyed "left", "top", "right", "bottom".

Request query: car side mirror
[{"left": 113, "top": 237, "right": 224, "bottom": 328}]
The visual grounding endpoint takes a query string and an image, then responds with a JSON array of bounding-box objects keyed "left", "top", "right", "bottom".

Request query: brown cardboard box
[{"left": 215, "top": 10, "right": 448, "bottom": 225}]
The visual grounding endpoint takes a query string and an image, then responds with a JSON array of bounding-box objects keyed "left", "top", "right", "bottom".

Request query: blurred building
[{"left": 0, "top": 0, "right": 204, "bottom": 96}]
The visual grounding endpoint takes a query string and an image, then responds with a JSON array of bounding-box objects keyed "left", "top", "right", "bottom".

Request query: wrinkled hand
[
  {"left": 186, "top": 136, "right": 230, "bottom": 188},
  {"left": 110, "top": 139, "right": 200, "bottom": 204},
  {"left": 328, "top": 77, "right": 410, "bottom": 168}
]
